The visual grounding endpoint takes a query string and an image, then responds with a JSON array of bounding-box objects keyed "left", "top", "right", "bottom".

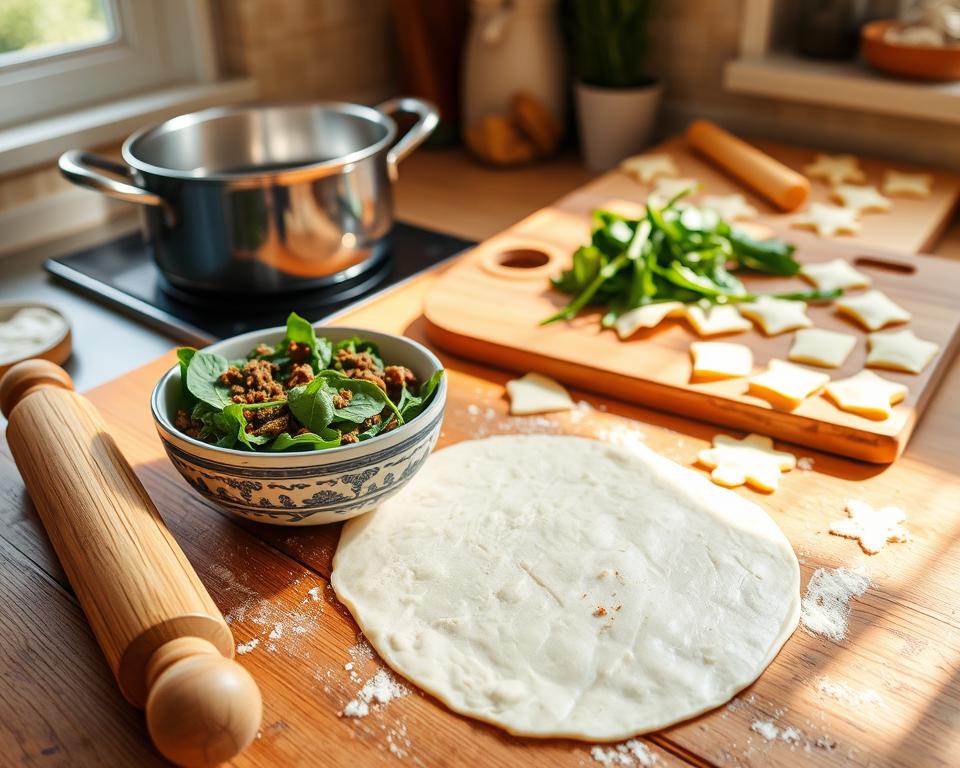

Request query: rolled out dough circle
[{"left": 332, "top": 435, "right": 800, "bottom": 740}]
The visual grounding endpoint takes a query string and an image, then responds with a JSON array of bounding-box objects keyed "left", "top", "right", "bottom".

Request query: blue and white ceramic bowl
[{"left": 150, "top": 326, "right": 446, "bottom": 526}]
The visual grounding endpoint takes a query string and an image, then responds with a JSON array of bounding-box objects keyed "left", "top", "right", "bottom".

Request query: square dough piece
[
  {"left": 824, "top": 370, "right": 908, "bottom": 421},
  {"left": 506, "top": 373, "right": 575, "bottom": 415},
  {"left": 749, "top": 359, "right": 830, "bottom": 409},
  {"left": 789, "top": 328, "right": 858, "bottom": 368},
  {"left": 737, "top": 297, "right": 813, "bottom": 336},
  {"left": 684, "top": 304, "right": 752, "bottom": 337},
  {"left": 800, "top": 258, "right": 871, "bottom": 292},
  {"left": 690, "top": 342, "right": 754, "bottom": 380},
  {"left": 866, "top": 329, "right": 940, "bottom": 374},
  {"left": 836, "top": 290, "right": 911, "bottom": 331}
]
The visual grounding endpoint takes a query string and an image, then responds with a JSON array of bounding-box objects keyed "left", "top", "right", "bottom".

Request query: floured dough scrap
[
  {"left": 699, "top": 194, "right": 758, "bottom": 221},
  {"left": 829, "top": 500, "right": 909, "bottom": 554},
  {"left": 684, "top": 304, "right": 752, "bottom": 337},
  {"left": 882, "top": 170, "right": 932, "bottom": 198},
  {"left": 791, "top": 203, "right": 860, "bottom": 238},
  {"left": 824, "top": 370, "right": 908, "bottom": 420},
  {"left": 866, "top": 329, "right": 940, "bottom": 374},
  {"left": 614, "top": 302, "right": 685, "bottom": 339},
  {"left": 836, "top": 290, "right": 911, "bottom": 331},
  {"left": 789, "top": 328, "right": 857, "bottom": 368},
  {"left": 800, "top": 258, "right": 871, "bottom": 292},
  {"left": 697, "top": 433, "right": 797, "bottom": 492},
  {"left": 506, "top": 372, "right": 575, "bottom": 415},
  {"left": 804, "top": 154, "right": 865, "bottom": 186},
  {"left": 749, "top": 359, "right": 830, "bottom": 409},
  {"left": 689, "top": 341, "right": 753, "bottom": 380},
  {"left": 332, "top": 435, "right": 801, "bottom": 740},
  {"left": 830, "top": 184, "right": 892, "bottom": 214},
  {"left": 649, "top": 177, "right": 700, "bottom": 206},
  {"left": 737, "top": 297, "right": 813, "bottom": 336},
  {"left": 620, "top": 153, "right": 678, "bottom": 185}
]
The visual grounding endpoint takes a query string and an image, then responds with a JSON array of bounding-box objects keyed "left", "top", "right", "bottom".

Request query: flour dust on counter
[
  {"left": 331, "top": 435, "right": 800, "bottom": 740},
  {"left": 799, "top": 567, "right": 871, "bottom": 642}
]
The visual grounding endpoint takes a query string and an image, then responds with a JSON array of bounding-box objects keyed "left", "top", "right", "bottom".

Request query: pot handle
[
  {"left": 377, "top": 97, "right": 439, "bottom": 180},
  {"left": 59, "top": 150, "right": 168, "bottom": 210}
]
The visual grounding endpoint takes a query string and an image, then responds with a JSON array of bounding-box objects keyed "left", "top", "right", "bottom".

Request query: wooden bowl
[
  {"left": 0, "top": 301, "right": 71, "bottom": 378},
  {"left": 862, "top": 20, "right": 960, "bottom": 81}
]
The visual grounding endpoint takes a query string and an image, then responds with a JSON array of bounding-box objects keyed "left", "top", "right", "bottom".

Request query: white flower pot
[{"left": 574, "top": 80, "right": 663, "bottom": 171}]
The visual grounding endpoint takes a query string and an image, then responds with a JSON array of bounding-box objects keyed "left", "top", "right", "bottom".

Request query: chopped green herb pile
[
  {"left": 542, "top": 193, "right": 841, "bottom": 328},
  {"left": 173, "top": 313, "right": 443, "bottom": 452}
]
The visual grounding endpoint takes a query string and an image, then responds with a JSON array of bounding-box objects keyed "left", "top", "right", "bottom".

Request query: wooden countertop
[{"left": 1, "top": 147, "right": 959, "bottom": 767}]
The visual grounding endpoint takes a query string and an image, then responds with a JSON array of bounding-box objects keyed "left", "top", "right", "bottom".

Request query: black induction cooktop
[{"left": 45, "top": 222, "right": 473, "bottom": 345}]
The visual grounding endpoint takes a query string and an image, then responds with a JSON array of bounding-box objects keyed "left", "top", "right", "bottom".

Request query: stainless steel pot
[{"left": 58, "top": 99, "right": 438, "bottom": 295}]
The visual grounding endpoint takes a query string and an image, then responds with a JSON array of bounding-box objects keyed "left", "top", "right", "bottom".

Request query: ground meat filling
[
  {"left": 334, "top": 350, "right": 419, "bottom": 401},
  {"left": 383, "top": 365, "right": 416, "bottom": 401},
  {"left": 286, "top": 363, "right": 314, "bottom": 388},
  {"left": 220, "top": 359, "right": 286, "bottom": 404},
  {"left": 244, "top": 405, "right": 295, "bottom": 438},
  {"left": 288, "top": 341, "right": 313, "bottom": 364},
  {"left": 332, "top": 388, "right": 353, "bottom": 409},
  {"left": 174, "top": 409, "right": 203, "bottom": 439}
]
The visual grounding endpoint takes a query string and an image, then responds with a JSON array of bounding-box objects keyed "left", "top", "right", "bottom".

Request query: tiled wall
[{"left": 213, "top": 0, "right": 397, "bottom": 103}]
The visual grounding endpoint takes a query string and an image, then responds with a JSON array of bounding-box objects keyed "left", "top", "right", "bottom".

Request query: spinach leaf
[
  {"left": 334, "top": 336, "right": 384, "bottom": 369},
  {"left": 314, "top": 370, "right": 400, "bottom": 424},
  {"left": 214, "top": 404, "right": 272, "bottom": 450},
  {"left": 287, "top": 377, "right": 336, "bottom": 434},
  {"left": 269, "top": 428, "right": 341, "bottom": 452},
  {"left": 729, "top": 229, "right": 800, "bottom": 275},
  {"left": 185, "top": 350, "right": 234, "bottom": 410},
  {"left": 397, "top": 370, "right": 444, "bottom": 421},
  {"left": 176, "top": 347, "right": 197, "bottom": 404},
  {"left": 283, "top": 312, "right": 332, "bottom": 370}
]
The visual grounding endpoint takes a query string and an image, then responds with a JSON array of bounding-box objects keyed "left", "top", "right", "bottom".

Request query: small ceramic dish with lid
[{"left": 150, "top": 325, "right": 445, "bottom": 526}]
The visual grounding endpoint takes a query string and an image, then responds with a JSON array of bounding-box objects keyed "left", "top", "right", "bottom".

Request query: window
[{"left": 0, "top": 0, "right": 221, "bottom": 129}]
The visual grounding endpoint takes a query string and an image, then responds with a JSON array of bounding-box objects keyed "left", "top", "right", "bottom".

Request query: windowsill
[
  {"left": 724, "top": 53, "right": 960, "bottom": 125},
  {"left": 0, "top": 78, "right": 258, "bottom": 175}
]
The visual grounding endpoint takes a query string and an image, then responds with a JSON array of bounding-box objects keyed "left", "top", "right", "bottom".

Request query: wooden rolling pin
[
  {"left": 0, "top": 360, "right": 262, "bottom": 767},
  {"left": 686, "top": 119, "right": 810, "bottom": 211}
]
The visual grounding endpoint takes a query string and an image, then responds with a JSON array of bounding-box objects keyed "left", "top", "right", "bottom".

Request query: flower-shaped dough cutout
[
  {"left": 684, "top": 304, "right": 752, "bottom": 337},
  {"left": 836, "top": 290, "right": 911, "bottom": 331},
  {"left": 614, "top": 301, "right": 685, "bottom": 339},
  {"left": 748, "top": 359, "right": 830, "bottom": 409},
  {"left": 804, "top": 154, "right": 865, "bottom": 186},
  {"left": 830, "top": 184, "right": 892, "bottom": 214},
  {"left": 866, "top": 329, "right": 940, "bottom": 374},
  {"left": 791, "top": 203, "right": 860, "bottom": 238},
  {"left": 697, "top": 433, "right": 797, "bottom": 493},
  {"left": 824, "top": 370, "right": 908, "bottom": 420},
  {"left": 800, "top": 258, "right": 871, "bottom": 292},
  {"left": 699, "top": 193, "right": 758, "bottom": 221},
  {"left": 829, "top": 499, "right": 910, "bottom": 554},
  {"left": 882, "top": 170, "right": 932, "bottom": 198},
  {"left": 689, "top": 341, "right": 753, "bottom": 380},
  {"left": 789, "top": 328, "right": 857, "bottom": 368},
  {"left": 620, "top": 153, "right": 679, "bottom": 185},
  {"left": 737, "top": 297, "right": 813, "bottom": 336}
]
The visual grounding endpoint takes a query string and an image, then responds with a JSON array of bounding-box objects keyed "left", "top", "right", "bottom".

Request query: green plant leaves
[
  {"left": 283, "top": 312, "right": 332, "bottom": 370},
  {"left": 334, "top": 336, "right": 384, "bottom": 369},
  {"left": 317, "top": 370, "right": 401, "bottom": 425},
  {"left": 398, "top": 370, "right": 444, "bottom": 421},
  {"left": 287, "top": 377, "right": 336, "bottom": 434},
  {"left": 184, "top": 350, "right": 233, "bottom": 410},
  {"left": 269, "top": 428, "right": 341, "bottom": 452},
  {"left": 214, "top": 404, "right": 273, "bottom": 450}
]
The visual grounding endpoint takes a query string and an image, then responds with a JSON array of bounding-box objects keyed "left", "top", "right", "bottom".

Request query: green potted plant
[{"left": 566, "top": 0, "right": 660, "bottom": 170}]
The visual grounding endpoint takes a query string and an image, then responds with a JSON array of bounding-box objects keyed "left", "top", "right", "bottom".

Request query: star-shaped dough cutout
[
  {"left": 689, "top": 341, "right": 753, "bottom": 380},
  {"left": 619, "top": 153, "right": 678, "bottom": 185},
  {"left": 800, "top": 258, "right": 871, "bottom": 292},
  {"left": 614, "top": 301, "right": 685, "bottom": 339},
  {"left": 697, "top": 433, "right": 797, "bottom": 493},
  {"left": 748, "top": 359, "right": 830, "bottom": 409},
  {"left": 830, "top": 184, "right": 892, "bottom": 214},
  {"left": 791, "top": 203, "right": 861, "bottom": 238},
  {"left": 829, "top": 499, "right": 910, "bottom": 554},
  {"left": 684, "top": 304, "right": 752, "bottom": 337},
  {"left": 824, "top": 370, "right": 908, "bottom": 420},
  {"left": 882, "top": 170, "right": 932, "bottom": 198},
  {"left": 649, "top": 177, "right": 700, "bottom": 207},
  {"left": 699, "top": 193, "right": 758, "bottom": 221},
  {"left": 804, "top": 154, "right": 865, "bottom": 186},
  {"left": 789, "top": 328, "right": 857, "bottom": 368},
  {"left": 737, "top": 297, "right": 813, "bottom": 336},
  {"left": 836, "top": 290, "right": 911, "bottom": 331},
  {"left": 506, "top": 373, "right": 574, "bottom": 415},
  {"left": 866, "top": 329, "right": 940, "bottom": 374}
]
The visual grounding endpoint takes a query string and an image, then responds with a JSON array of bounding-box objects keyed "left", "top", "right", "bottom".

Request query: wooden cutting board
[{"left": 423, "top": 142, "right": 960, "bottom": 463}]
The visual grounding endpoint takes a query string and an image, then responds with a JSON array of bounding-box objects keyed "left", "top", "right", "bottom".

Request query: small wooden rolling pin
[
  {"left": 0, "top": 360, "right": 262, "bottom": 767},
  {"left": 686, "top": 119, "right": 810, "bottom": 211}
]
